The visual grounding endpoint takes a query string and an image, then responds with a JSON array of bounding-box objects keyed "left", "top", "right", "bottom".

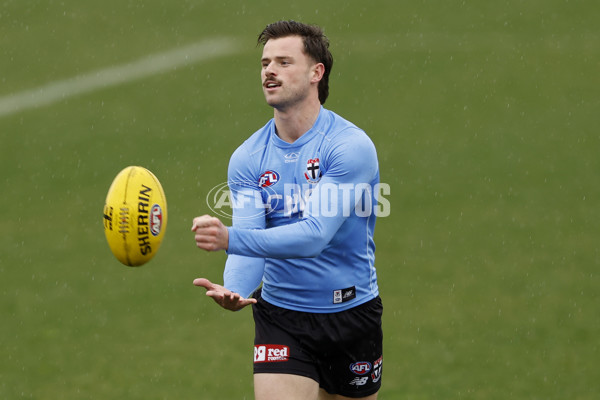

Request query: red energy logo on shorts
[{"left": 254, "top": 344, "right": 290, "bottom": 363}]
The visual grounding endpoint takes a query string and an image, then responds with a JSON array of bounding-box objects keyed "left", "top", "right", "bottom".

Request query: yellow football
[{"left": 103, "top": 166, "right": 168, "bottom": 266}]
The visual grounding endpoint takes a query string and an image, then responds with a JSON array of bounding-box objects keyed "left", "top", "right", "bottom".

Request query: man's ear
[{"left": 311, "top": 63, "right": 325, "bottom": 83}]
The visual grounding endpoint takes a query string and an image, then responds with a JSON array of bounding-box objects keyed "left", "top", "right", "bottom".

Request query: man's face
[{"left": 261, "top": 36, "right": 317, "bottom": 110}]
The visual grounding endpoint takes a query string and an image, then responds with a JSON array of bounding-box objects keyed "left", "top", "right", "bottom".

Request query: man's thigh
[{"left": 254, "top": 373, "right": 319, "bottom": 400}]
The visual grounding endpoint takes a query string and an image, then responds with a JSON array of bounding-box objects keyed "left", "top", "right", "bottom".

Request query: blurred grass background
[{"left": 1, "top": 0, "right": 598, "bottom": 398}]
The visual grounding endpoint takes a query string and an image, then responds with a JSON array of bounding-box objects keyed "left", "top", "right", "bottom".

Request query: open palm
[{"left": 193, "top": 278, "right": 257, "bottom": 311}]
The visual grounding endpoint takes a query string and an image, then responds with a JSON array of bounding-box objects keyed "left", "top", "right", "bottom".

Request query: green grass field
[{"left": 1, "top": 1, "right": 598, "bottom": 398}]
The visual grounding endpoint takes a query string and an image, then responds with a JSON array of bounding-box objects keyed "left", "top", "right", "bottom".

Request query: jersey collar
[{"left": 270, "top": 106, "right": 326, "bottom": 148}]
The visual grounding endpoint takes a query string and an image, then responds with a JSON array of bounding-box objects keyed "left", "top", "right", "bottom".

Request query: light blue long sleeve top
[{"left": 223, "top": 107, "right": 380, "bottom": 313}]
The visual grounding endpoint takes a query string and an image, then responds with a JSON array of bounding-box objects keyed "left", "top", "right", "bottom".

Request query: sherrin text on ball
[{"left": 103, "top": 166, "right": 167, "bottom": 266}]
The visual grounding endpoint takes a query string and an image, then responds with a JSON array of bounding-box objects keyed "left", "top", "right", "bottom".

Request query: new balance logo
[{"left": 349, "top": 377, "right": 369, "bottom": 386}]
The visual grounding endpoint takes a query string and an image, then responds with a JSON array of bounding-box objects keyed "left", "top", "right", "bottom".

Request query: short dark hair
[{"left": 258, "top": 20, "right": 333, "bottom": 105}]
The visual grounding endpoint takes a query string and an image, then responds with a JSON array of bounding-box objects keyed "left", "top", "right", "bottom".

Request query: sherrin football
[{"left": 103, "top": 166, "right": 167, "bottom": 266}]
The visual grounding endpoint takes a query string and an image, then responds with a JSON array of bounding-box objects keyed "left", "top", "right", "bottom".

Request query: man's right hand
[{"left": 193, "top": 278, "right": 257, "bottom": 311}]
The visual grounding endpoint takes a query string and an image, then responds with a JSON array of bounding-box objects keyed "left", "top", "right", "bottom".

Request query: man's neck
[{"left": 273, "top": 99, "right": 321, "bottom": 143}]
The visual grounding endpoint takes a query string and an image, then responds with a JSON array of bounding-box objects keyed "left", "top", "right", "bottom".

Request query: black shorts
[{"left": 252, "top": 292, "right": 383, "bottom": 398}]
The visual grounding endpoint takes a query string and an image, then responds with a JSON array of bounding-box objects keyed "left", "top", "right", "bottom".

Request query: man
[{"left": 191, "top": 20, "right": 383, "bottom": 400}]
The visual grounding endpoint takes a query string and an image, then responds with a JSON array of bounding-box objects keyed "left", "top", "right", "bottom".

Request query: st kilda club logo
[{"left": 304, "top": 158, "right": 322, "bottom": 183}]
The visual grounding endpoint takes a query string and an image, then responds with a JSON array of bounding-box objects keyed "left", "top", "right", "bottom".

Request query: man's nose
[{"left": 264, "top": 62, "right": 276, "bottom": 76}]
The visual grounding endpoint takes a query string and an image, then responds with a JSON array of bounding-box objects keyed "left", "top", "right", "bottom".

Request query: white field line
[{"left": 0, "top": 37, "right": 239, "bottom": 118}]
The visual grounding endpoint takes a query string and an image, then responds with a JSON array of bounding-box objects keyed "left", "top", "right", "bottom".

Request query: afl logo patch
[
  {"left": 349, "top": 361, "right": 372, "bottom": 375},
  {"left": 259, "top": 170, "right": 280, "bottom": 188}
]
